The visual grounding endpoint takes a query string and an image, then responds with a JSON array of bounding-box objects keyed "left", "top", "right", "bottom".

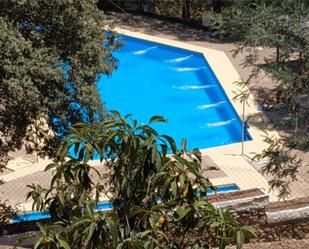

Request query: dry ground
[
  {"left": 1, "top": 239, "right": 309, "bottom": 249},
  {"left": 226, "top": 239, "right": 309, "bottom": 249}
]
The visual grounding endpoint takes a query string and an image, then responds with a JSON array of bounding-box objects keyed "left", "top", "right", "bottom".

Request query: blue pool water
[
  {"left": 12, "top": 184, "right": 239, "bottom": 223},
  {"left": 95, "top": 201, "right": 113, "bottom": 211},
  {"left": 11, "top": 202, "right": 113, "bottom": 224},
  {"left": 98, "top": 35, "right": 250, "bottom": 150},
  {"left": 207, "top": 184, "right": 239, "bottom": 195},
  {"left": 12, "top": 211, "right": 51, "bottom": 223}
]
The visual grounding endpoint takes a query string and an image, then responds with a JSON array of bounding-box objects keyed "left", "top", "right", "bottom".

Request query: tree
[
  {"left": 209, "top": 0, "right": 309, "bottom": 197},
  {"left": 0, "top": 202, "right": 17, "bottom": 235},
  {"left": 181, "top": 0, "right": 190, "bottom": 20},
  {"left": 27, "top": 112, "right": 255, "bottom": 248},
  {"left": 254, "top": 136, "right": 302, "bottom": 200},
  {"left": 0, "top": 0, "right": 119, "bottom": 167},
  {"left": 233, "top": 81, "right": 250, "bottom": 156}
]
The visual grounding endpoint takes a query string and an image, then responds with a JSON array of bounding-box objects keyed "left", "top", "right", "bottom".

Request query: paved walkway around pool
[
  {"left": 0, "top": 159, "right": 111, "bottom": 211},
  {"left": 0, "top": 155, "right": 226, "bottom": 211}
]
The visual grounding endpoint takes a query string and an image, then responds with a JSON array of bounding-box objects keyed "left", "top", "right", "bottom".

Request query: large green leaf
[{"left": 175, "top": 207, "right": 191, "bottom": 221}]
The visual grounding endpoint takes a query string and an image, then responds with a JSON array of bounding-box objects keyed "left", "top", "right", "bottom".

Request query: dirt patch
[{"left": 226, "top": 239, "right": 309, "bottom": 249}]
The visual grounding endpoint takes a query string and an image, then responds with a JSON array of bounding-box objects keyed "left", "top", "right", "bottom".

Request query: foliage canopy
[
  {"left": 0, "top": 0, "right": 118, "bottom": 166},
  {"left": 209, "top": 0, "right": 309, "bottom": 197}
]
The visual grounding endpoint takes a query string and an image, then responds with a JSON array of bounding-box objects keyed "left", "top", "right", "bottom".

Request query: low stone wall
[{"left": 209, "top": 189, "right": 309, "bottom": 242}]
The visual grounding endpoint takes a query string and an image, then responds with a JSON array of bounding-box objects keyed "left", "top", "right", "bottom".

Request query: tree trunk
[
  {"left": 299, "top": 52, "right": 302, "bottom": 75},
  {"left": 181, "top": 0, "right": 190, "bottom": 19},
  {"left": 295, "top": 112, "right": 298, "bottom": 134},
  {"left": 242, "top": 100, "right": 245, "bottom": 156},
  {"left": 138, "top": 0, "right": 144, "bottom": 12},
  {"left": 276, "top": 45, "right": 280, "bottom": 65},
  {"left": 213, "top": 0, "right": 223, "bottom": 13}
]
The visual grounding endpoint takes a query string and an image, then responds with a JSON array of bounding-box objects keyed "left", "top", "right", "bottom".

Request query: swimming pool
[
  {"left": 12, "top": 184, "right": 239, "bottom": 223},
  {"left": 98, "top": 35, "right": 250, "bottom": 150}
]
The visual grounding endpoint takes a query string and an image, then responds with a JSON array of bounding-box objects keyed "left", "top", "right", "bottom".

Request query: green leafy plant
[{"left": 27, "top": 112, "right": 255, "bottom": 248}]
